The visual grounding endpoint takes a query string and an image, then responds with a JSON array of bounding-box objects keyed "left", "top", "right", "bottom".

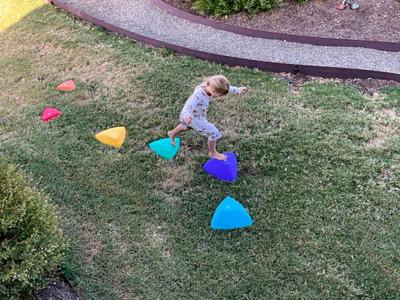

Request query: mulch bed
[
  {"left": 162, "top": 0, "right": 400, "bottom": 43},
  {"left": 35, "top": 274, "right": 80, "bottom": 300}
]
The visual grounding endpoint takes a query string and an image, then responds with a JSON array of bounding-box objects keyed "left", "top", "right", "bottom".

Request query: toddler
[{"left": 168, "top": 75, "right": 247, "bottom": 161}]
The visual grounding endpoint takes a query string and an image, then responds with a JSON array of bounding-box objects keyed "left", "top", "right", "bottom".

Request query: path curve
[
  {"left": 153, "top": 0, "right": 400, "bottom": 52},
  {"left": 50, "top": 0, "right": 400, "bottom": 82}
]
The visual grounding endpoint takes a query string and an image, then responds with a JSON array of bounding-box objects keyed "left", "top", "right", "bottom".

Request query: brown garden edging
[
  {"left": 153, "top": 0, "right": 400, "bottom": 53},
  {"left": 49, "top": 0, "right": 400, "bottom": 82}
]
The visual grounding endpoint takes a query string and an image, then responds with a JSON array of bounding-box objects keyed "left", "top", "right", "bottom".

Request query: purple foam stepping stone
[{"left": 203, "top": 152, "right": 237, "bottom": 182}]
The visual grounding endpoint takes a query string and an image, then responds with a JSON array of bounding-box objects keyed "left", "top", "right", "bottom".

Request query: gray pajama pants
[{"left": 179, "top": 113, "right": 222, "bottom": 141}]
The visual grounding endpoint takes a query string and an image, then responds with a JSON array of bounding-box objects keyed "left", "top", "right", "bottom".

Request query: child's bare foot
[
  {"left": 167, "top": 131, "right": 175, "bottom": 146},
  {"left": 209, "top": 151, "right": 227, "bottom": 161}
]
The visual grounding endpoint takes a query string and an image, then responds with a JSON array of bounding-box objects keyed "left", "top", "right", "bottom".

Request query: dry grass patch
[
  {"left": 36, "top": 42, "right": 61, "bottom": 57},
  {"left": 158, "top": 191, "right": 180, "bottom": 206},
  {"left": 366, "top": 108, "right": 398, "bottom": 149},
  {"left": 1, "top": 16, "right": 150, "bottom": 110},
  {"left": 146, "top": 223, "right": 166, "bottom": 246},
  {"left": 161, "top": 163, "right": 194, "bottom": 190},
  {"left": 81, "top": 222, "right": 104, "bottom": 265}
]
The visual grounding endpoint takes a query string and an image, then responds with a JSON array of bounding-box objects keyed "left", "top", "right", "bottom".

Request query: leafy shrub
[
  {"left": 193, "top": 0, "right": 309, "bottom": 15},
  {"left": 0, "top": 159, "right": 64, "bottom": 299}
]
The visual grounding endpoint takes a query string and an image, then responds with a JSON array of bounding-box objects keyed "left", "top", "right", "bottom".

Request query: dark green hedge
[
  {"left": 193, "top": 0, "right": 308, "bottom": 15},
  {"left": 0, "top": 159, "right": 64, "bottom": 299}
]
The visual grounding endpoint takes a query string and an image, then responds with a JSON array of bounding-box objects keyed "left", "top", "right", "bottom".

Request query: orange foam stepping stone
[
  {"left": 95, "top": 127, "right": 126, "bottom": 149},
  {"left": 56, "top": 80, "right": 76, "bottom": 91}
]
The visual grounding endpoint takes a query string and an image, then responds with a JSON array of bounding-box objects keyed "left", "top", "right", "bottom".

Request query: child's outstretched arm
[{"left": 229, "top": 85, "right": 248, "bottom": 94}]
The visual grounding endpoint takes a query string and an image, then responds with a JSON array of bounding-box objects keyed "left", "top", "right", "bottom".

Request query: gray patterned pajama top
[{"left": 179, "top": 84, "right": 240, "bottom": 141}]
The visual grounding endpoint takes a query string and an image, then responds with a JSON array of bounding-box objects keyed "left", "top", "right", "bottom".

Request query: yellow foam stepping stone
[{"left": 95, "top": 127, "right": 126, "bottom": 148}]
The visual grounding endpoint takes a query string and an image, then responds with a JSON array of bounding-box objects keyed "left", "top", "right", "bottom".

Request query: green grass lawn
[{"left": 1, "top": 4, "right": 400, "bottom": 299}]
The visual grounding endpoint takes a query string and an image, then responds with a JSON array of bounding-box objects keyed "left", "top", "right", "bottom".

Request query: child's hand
[
  {"left": 239, "top": 87, "right": 248, "bottom": 94},
  {"left": 184, "top": 115, "right": 193, "bottom": 124}
]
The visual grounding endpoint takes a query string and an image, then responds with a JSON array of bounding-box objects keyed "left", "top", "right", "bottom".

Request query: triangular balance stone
[
  {"left": 211, "top": 196, "right": 253, "bottom": 230},
  {"left": 203, "top": 152, "right": 237, "bottom": 182},
  {"left": 95, "top": 127, "right": 126, "bottom": 148},
  {"left": 41, "top": 107, "right": 62, "bottom": 122},
  {"left": 56, "top": 80, "right": 76, "bottom": 91},
  {"left": 148, "top": 138, "right": 180, "bottom": 160}
]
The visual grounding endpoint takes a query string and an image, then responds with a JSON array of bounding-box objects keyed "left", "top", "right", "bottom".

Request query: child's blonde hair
[{"left": 205, "top": 75, "right": 230, "bottom": 96}]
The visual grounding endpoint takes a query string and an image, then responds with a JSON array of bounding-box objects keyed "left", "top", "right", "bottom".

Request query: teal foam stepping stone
[
  {"left": 211, "top": 196, "right": 253, "bottom": 230},
  {"left": 148, "top": 137, "right": 181, "bottom": 160}
]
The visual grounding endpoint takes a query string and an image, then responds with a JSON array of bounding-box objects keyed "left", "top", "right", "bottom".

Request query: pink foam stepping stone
[{"left": 41, "top": 107, "right": 62, "bottom": 122}]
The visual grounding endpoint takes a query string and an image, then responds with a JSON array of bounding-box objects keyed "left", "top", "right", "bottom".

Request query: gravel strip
[{"left": 57, "top": 0, "right": 400, "bottom": 74}]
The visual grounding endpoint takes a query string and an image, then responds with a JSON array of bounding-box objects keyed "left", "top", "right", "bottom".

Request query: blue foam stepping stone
[
  {"left": 149, "top": 137, "right": 181, "bottom": 160},
  {"left": 203, "top": 152, "right": 237, "bottom": 182},
  {"left": 211, "top": 196, "right": 253, "bottom": 230}
]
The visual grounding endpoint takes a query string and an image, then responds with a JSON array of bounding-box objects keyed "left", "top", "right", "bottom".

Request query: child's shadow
[{"left": 187, "top": 143, "right": 203, "bottom": 152}]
